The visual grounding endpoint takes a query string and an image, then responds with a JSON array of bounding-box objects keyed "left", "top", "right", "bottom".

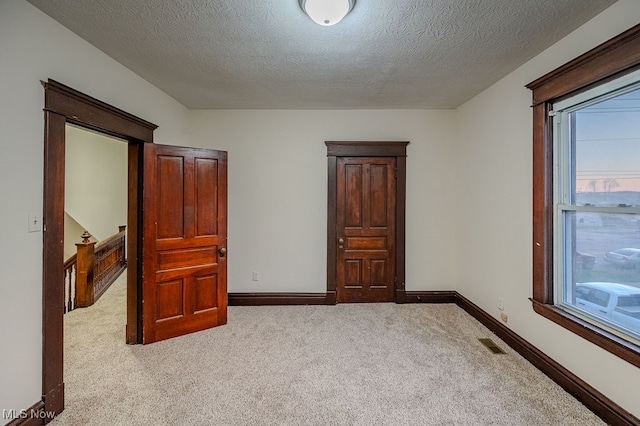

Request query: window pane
[
  {"left": 563, "top": 211, "right": 640, "bottom": 337},
  {"left": 573, "top": 87, "right": 640, "bottom": 206}
]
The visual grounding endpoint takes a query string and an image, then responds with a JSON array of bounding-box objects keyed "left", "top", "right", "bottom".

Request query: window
[
  {"left": 553, "top": 75, "right": 640, "bottom": 344},
  {"left": 527, "top": 23, "right": 640, "bottom": 367}
]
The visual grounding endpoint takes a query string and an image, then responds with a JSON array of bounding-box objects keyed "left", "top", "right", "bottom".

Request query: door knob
[
  {"left": 219, "top": 247, "right": 227, "bottom": 258},
  {"left": 338, "top": 238, "right": 344, "bottom": 248}
]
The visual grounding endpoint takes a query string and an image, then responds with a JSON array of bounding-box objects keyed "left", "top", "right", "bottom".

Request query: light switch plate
[{"left": 28, "top": 213, "right": 41, "bottom": 233}]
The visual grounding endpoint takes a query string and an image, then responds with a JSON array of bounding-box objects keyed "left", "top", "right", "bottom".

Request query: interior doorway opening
[
  {"left": 63, "top": 124, "right": 128, "bottom": 313},
  {"left": 42, "top": 79, "right": 157, "bottom": 417}
]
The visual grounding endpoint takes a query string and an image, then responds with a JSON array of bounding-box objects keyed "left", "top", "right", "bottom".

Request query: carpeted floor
[{"left": 52, "top": 274, "right": 604, "bottom": 425}]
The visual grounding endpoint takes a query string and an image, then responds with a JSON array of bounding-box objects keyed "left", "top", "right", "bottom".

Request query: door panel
[
  {"left": 370, "top": 164, "right": 389, "bottom": 227},
  {"left": 345, "top": 164, "right": 364, "bottom": 227},
  {"left": 195, "top": 157, "right": 218, "bottom": 236},
  {"left": 157, "top": 155, "right": 185, "bottom": 238},
  {"left": 336, "top": 157, "right": 396, "bottom": 303},
  {"left": 142, "top": 144, "right": 227, "bottom": 344}
]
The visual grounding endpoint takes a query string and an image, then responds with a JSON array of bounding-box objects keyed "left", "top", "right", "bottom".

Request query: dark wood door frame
[
  {"left": 325, "top": 141, "right": 409, "bottom": 304},
  {"left": 42, "top": 80, "right": 157, "bottom": 417}
]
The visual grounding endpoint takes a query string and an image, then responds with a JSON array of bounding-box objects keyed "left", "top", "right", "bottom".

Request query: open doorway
[
  {"left": 62, "top": 126, "right": 129, "bottom": 416},
  {"left": 63, "top": 124, "right": 128, "bottom": 312},
  {"left": 42, "top": 80, "right": 156, "bottom": 416}
]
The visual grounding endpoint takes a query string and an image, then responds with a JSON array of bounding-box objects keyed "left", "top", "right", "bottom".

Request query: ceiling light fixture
[{"left": 299, "top": 0, "right": 356, "bottom": 26}]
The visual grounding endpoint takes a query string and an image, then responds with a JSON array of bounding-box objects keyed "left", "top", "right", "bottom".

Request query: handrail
[
  {"left": 64, "top": 253, "right": 77, "bottom": 270},
  {"left": 95, "top": 225, "right": 127, "bottom": 252}
]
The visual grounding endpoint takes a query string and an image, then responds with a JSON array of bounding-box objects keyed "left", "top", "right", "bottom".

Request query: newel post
[{"left": 75, "top": 231, "right": 96, "bottom": 308}]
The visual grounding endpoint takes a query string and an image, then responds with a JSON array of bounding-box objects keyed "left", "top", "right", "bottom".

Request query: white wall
[
  {"left": 64, "top": 214, "right": 96, "bottom": 260},
  {"left": 65, "top": 125, "right": 128, "bottom": 243},
  {"left": 455, "top": 0, "right": 640, "bottom": 417},
  {"left": 189, "top": 110, "right": 457, "bottom": 293},
  {"left": 0, "top": 0, "right": 191, "bottom": 413}
]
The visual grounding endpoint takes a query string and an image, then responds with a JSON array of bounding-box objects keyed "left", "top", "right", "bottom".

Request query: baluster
[
  {"left": 64, "top": 267, "right": 69, "bottom": 313},
  {"left": 70, "top": 263, "right": 76, "bottom": 311},
  {"left": 63, "top": 255, "right": 78, "bottom": 313}
]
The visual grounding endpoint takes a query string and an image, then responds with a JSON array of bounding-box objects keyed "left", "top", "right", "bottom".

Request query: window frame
[
  {"left": 526, "top": 23, "right": 640, "bottom": 368},
  {"left": 552, "top": 76, "right": 640, "bottom": 345}
]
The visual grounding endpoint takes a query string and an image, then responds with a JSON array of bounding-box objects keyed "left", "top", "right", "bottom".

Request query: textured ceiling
[{"left": 27, "top": 0, "right": 617, "bottom": 109}]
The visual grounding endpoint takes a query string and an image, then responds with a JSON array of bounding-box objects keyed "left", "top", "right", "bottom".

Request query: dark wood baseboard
[
  {"left": 454, "top": 293, "right": 639, "bottom": 426},
  {"left": 228, "top": 291, "right": 456, "bottom": 305},
  {"left": 42, "top": 382, "right": 63, "bottom": 424},
  {"left": 228, "top": 292, "right": 332, "bottom": 306},
  {"left": 5, "top": 400, "right": 49, "bottom": 426},
  {"left": 405, "top": 291, "right": 456, "bottom": 304}
]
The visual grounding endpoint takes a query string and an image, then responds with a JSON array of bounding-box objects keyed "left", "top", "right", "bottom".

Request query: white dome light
[{"left": 299, "top": 0, "right": 356, "bottom": 26}]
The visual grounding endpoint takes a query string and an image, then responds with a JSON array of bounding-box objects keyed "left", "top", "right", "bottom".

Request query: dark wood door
[
  {"left": 336, "top": 157, "right": 396, "bottom": 303},
  {"left": 142, "top": 144, "right": 227, "bottom": 344}
]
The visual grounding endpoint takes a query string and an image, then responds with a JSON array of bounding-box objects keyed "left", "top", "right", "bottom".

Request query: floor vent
[{"left": 478, "top": 338, "right": 506, "bottom": 354}]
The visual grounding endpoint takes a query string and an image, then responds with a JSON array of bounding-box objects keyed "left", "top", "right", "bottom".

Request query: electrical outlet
[
  {"left": 252, "top": 271, "right": 259, "bottom": 281},
  {"left": 500, "top": 312, "right": 508, "bottom": 323},
  {"left": 498, "top": 297, "right": 504, "bottom": 311}
]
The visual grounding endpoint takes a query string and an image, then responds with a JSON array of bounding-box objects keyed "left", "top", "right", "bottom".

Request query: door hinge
[{"left": 548, "top": 109, "right": 557, "bottom": 117}]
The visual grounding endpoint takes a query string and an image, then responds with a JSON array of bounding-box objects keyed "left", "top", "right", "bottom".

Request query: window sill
[{"left": 530, "top": 299, "right": 640, "bottom": 368}]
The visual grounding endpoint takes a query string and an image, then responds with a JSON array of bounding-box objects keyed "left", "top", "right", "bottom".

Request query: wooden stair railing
[
  {"left": 92, "top": 225, "right": 127, "bottom": 302},
  {"left": 63, "top": 226, "right": 126, "bottom": 313}
]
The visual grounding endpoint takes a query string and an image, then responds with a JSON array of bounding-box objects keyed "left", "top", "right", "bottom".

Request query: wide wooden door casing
[
  {"left": 337, "top": 157, "right": 396, "bottom": 303},
  {"left": 142, "top": 144, "right": 227, "bottom": 344}
]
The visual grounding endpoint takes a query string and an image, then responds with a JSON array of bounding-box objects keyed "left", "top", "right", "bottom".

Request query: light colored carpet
[{"left": 53, "top": 274, "right": 604, "bottom": 425}]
